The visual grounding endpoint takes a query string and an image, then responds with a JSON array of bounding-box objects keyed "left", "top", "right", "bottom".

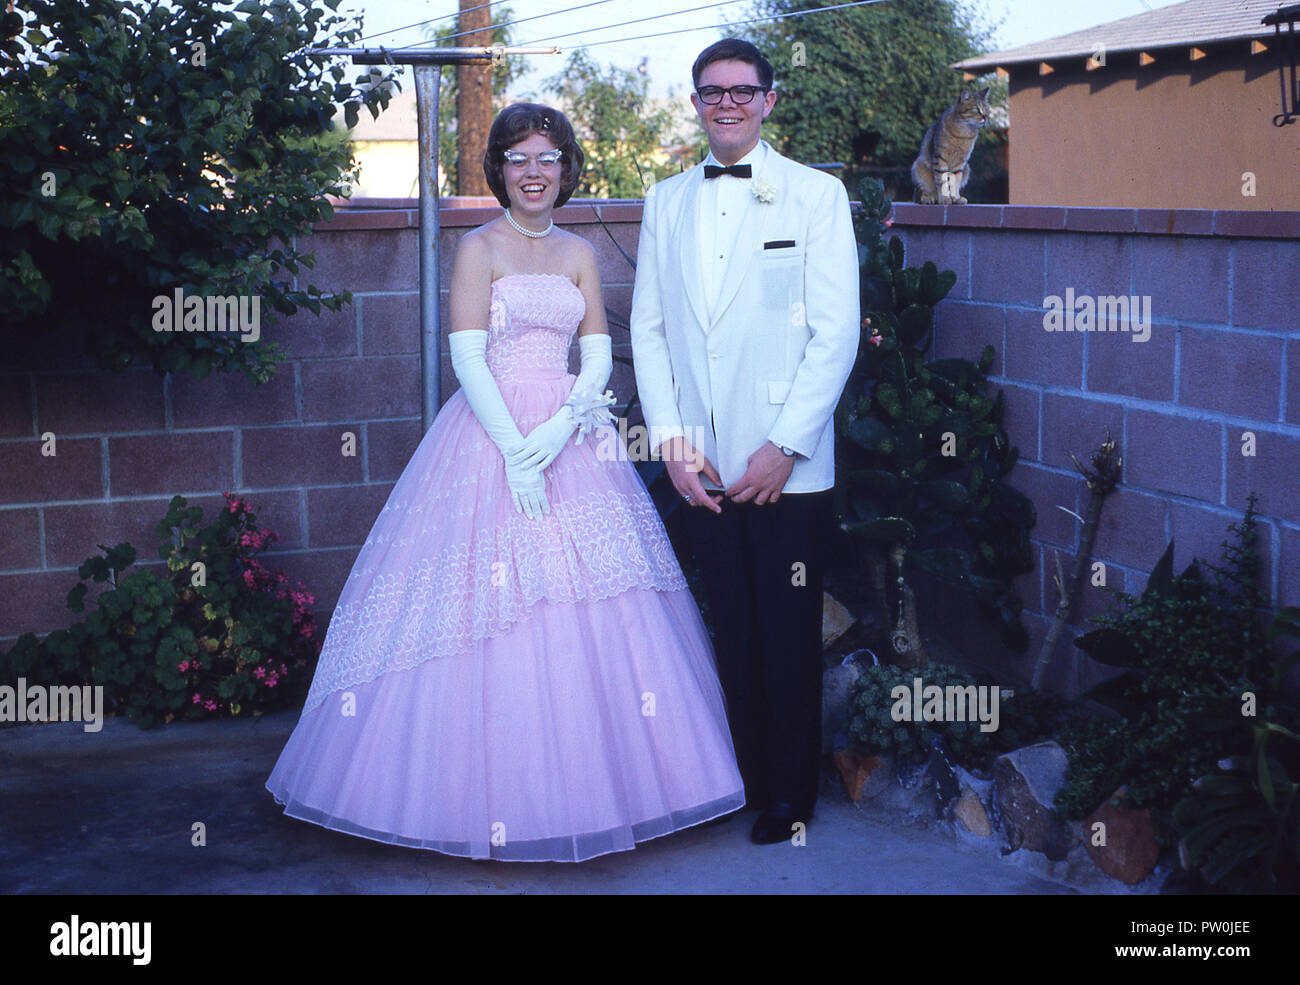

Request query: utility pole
[{"left": 456, "top": 0, "right": 492, "bottom": 196}]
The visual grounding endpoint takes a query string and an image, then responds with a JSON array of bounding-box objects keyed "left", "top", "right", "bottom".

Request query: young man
[{"left": 630, "top": 38, "right": 860, "bottom": 844}]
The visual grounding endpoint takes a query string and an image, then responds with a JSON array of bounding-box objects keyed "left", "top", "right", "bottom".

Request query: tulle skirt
[{"left": 266, "top": 373, "right": 746, "bottom": 861}]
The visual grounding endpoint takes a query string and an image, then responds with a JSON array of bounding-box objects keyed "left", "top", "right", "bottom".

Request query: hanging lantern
[{"left": 1264, "top": 3, "right": 1300, "bottom": 125}]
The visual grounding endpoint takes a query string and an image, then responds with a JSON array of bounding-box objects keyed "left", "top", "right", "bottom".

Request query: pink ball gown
[{"left": 265, "top": 273, "right": 745, "bottom": 861}]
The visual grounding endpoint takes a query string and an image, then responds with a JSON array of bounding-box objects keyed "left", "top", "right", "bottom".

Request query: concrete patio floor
[{"left": 2, "top": 710, "right": 1091, "bottom": 894}]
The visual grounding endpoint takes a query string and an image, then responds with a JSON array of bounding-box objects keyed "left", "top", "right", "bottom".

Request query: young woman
[{"left": 266, "top": 103, "right": 744, "bottom": 862}]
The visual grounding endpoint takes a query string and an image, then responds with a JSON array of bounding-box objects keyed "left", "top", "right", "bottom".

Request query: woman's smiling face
[{"left": 503, "top": 132, "right": 563, "bottom": 217}]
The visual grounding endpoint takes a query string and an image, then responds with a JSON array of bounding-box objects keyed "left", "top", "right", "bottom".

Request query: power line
[
  {"left": 353, "top": 2, "right": 494, "bottom": 45},
  {"left": 427, "top": 0, "right": 624, "bottom": 47},
  {"left": 520, "top": 0, "right": 752, "bottom": 48},
  {"left": 535, "top": 0, "right": 891, "bottom": 51},
  {"left": 361, "top": 0, "right": 626, "bottom": 51}
]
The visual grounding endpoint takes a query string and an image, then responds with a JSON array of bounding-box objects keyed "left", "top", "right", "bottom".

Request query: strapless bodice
[{"left": 486, "top": 274, "right": 586, "bottom": 383}]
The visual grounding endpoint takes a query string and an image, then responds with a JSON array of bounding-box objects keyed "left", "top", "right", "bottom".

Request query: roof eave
[{"left": 952, "top": 31, "right": 1274, "bottom": 72}]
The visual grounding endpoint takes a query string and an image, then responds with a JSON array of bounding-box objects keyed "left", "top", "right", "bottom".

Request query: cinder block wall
[
  {"left": 3, "top": 199, "right": 1297, "bottom": 700},
  {"left": 0, "top": 199, "right": 642, "bottom": 649},
  {"left": 892, "top": 203, "right": 1300, "bottom": 693}
]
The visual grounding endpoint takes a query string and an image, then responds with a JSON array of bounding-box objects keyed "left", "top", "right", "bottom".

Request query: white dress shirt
[{"left": 696, "top": 140, "right": 768, "bottom": 318}]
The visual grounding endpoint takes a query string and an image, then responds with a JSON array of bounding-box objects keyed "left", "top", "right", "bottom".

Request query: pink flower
[
  {"left": 253, "top": 666, "right": 265, "bottom": 679},
  {"left": 884, "top": 219, "right": 894, "bottom": 228},
  {"left": 204, "top": 699, "right": 217, "bottom": 711},
  {"left": 242, "top": 569, "right": 256, "bottom": 588},
  {"left": 868, "top": 333, "right": 883, "bottom": 347},
  {"left": 192, "top": 693, "right": 202, "bottom": 704},
  {"left": 178, "top": 660, "right": 190, "bottom": 673},
  {"left": 265, "top": 677, "right": 278, "bottom": 689}
]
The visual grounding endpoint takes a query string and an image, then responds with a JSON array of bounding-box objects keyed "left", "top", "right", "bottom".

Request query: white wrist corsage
[
  {"left": 562, "top": 388, "right": 617, "bottom": 444},
  {"left": 751, "top": 179, "right": 777, "bottom": 204}
]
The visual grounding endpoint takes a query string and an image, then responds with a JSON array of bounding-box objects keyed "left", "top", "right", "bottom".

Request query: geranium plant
[{"left": 2, "top": 493, "right": 321, "bottom": 728}]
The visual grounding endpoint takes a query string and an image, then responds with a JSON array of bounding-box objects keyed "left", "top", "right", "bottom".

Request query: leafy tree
[
  {"left": 735, "top": 0, "right": 1005, "bottom": 200},
  {"left": 0, "top": 0, "right": 397, "bottom": 382},
  {"left": 424, "top": 6, "right": 525, "bottom": 196},
  {"left": 543, "top": 49, "right": 678, "bottom": 198}
]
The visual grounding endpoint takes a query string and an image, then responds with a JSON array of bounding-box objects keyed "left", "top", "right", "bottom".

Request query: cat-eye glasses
[
  {"left": 502, "top": 150, "right": 563, "bottom": 170},
  {"left": 695, "top": 85, "right": 769, "bottom": 105}
]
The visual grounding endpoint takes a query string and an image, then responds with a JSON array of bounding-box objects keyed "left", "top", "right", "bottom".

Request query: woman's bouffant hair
[{"left": 482, "top": 103, "right": 585, "bottom": 209}]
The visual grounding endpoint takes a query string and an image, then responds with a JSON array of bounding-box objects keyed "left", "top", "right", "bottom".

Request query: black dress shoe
[{"left": 750, "top": 802, "right": 812, "bottom": 844}]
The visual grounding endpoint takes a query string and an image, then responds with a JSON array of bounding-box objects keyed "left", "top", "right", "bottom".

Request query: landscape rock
[
  {"left": 821, "top": 592, "right": 856, "bottom": 649},
  {"left": 954, "top": 788, "right": 992, "bottom": 837},
  {"left": 878, "top": 757, "right": 939, "bottom": 818},
  {"left": 928, "top": 739, "right": 961, "bottom": 811},
  {"left": 833, "top": 749, "right": 893, "bottom": 802},
  {"left": 993, "top": 741, "right": 1075, "bottom": 861},
  {"left": 821, "top": 659, "right": 862, "bottom": 754},
  {"left": 1085, "top": 786, "right": 1160, "bottom": 885}
]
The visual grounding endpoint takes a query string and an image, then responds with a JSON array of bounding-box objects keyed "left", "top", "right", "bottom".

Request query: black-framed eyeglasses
[{"left": 695, "top": 85, "right": 769, "bottom": 105}]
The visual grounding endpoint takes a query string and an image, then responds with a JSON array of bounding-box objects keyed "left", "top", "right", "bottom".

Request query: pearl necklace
[{"left": 504, "top": 208, "right": 553, "bottom": 239}]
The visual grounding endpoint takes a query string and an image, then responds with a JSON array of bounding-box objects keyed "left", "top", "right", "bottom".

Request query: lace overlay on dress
[
  {"left": 485, "top": 274, "right": 580, "bottom": 382},
  {"left": 302, "top": 274, "right": 688, "bottom": 714}
]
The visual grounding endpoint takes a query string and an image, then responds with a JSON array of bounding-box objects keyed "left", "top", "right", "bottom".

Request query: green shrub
[
  {"left": 1056, "top": 495, "right": 1285, "bottom": 844},
  {"left": 1173, "top": 718, "right": 1300, "bottom": 893},
  {"left": 1172, "top": 607, "right": 1300, "bottom": 892},
  {"left": 2, "top": 494, "right": 320, "bottom": 727}
]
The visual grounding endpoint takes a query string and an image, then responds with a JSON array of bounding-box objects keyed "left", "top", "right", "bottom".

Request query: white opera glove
[
  {"left": 449, "top": 330, "right": 550, "bottom": 519},
  {"left": 515, "top": 333, "right": 617, "bottom": 472}
]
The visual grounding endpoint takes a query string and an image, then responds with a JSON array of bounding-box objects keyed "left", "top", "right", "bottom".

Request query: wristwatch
[{"left": 776, "top": 443, "right": 797, "bottom": 458}]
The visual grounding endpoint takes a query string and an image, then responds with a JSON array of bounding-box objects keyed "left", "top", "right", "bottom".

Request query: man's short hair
[{"left": 691, "top": 38, "right": 774, "bottom": 91}]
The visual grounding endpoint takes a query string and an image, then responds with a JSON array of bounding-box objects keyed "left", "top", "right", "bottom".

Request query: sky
[{"left": 336, "top": 0, "right": 1189, "bottom": 102}]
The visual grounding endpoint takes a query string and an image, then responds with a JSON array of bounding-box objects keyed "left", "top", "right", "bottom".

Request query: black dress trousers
[{"left": 683, "top": 488, "right": 832, "bottom": 815}]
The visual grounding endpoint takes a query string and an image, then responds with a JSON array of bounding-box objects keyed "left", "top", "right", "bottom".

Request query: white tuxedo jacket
[{"left": 629, "top": 141, "right": 861, "bottom": 493}]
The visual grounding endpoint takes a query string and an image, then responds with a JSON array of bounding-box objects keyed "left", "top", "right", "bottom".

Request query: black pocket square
[{"left": 764, "top": 240, "right": 796, "bottom": 249}]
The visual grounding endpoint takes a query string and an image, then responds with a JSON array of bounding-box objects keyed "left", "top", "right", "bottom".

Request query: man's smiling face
[{"left": 691, "top": 58, "right": 776, "bottom": 166}]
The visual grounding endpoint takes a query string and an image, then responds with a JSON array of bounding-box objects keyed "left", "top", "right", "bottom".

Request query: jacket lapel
[
  {"left": 673, "top": 167, "right": 710, "bottom": 333},
  {"left": 710, "top": 143, "right": 780, "bottom": 325}
]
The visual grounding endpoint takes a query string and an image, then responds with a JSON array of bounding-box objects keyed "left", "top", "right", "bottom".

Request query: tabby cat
[{"left": 911, "top": 87, "right": 990, "bottom": 205}]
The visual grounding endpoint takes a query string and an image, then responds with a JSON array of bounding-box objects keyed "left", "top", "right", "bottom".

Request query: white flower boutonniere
[{"left": 751, "top": 179, "right": 777, "bottom": 205}]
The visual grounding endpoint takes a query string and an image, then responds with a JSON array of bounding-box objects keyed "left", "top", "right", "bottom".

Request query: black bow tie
[{"left": 703, "top": 163, "right": 752, "bottom": 179}]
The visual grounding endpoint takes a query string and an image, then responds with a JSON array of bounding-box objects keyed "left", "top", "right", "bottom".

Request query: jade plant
[{"left": 836, "top": 176, "right": 1034, "bottom": 656}]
